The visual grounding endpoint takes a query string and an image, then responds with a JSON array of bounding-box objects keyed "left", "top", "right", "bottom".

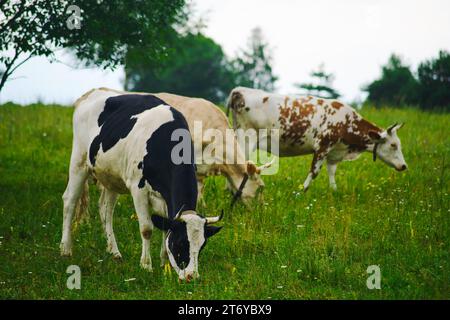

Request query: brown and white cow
[{"left": 227, "top": 87, "right": 407, "bottom": 191}]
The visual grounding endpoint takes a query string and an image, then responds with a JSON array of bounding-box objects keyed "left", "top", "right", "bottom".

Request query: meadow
[{"left": 0, "top": 103, "right": 448, "bottom": 299}]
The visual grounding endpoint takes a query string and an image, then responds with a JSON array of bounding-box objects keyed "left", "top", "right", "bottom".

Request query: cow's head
[
  {"left": 151, "top": 210, "right": 223, "bottom": 281},
  {"left": 241, "top": 160, "right": 272, "bottom": 201},
  {"left": 227, "top": 160, "right": 272, "bottom": 205},
  {"left": 369, "top": 123, "right": 407, "bottom": 171}
]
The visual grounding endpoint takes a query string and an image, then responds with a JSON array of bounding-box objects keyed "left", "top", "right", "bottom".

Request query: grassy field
[{"left": 0, "top": 103, "right": 448, "bottom": 299}]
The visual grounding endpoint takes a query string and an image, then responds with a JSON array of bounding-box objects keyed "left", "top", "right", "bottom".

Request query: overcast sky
[{"left": 1, "top": 0, "right": 449, "bottom": 105}]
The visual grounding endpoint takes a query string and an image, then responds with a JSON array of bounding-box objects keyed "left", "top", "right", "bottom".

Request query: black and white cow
[{"left": 60, "top": 90, "right": 222, "bottom": 281}]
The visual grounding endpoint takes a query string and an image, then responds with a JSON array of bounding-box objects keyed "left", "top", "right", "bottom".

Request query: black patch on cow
[
  {"left": 139, "top": 107, "right": 197, "bottom": 218},
  {"left": 167, "top": 222, "right": 191, "bottom": 269},
  {"left": 89, "top": 94, "right": 168, "bottom": 165}
]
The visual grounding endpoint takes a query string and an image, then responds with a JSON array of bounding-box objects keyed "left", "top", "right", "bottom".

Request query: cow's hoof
[
  {"left": 140, "top": 263, "right": 153, "bottom": 272},
  {"left": 60, "top": 244, "right": 72, "bottom": 257},
  {"left": 112, "top": 253, "right": 123, "bottom": 260}
]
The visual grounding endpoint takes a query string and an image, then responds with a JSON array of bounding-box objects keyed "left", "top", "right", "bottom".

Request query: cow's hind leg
[
  {"left": 303, "top": 151, "right": 327, "bottom": 191},
  {"left": 326, "top": 161, "right": 338, "bottom": 191},
  {"left": 130, "top": 186, "right": 153, "bottom": 272},
  {"left": 60, "top": 149, "right": 89, "bottom": 256},
  {"left": 99, "top": 187, "right": 121, "bottom": 259}
]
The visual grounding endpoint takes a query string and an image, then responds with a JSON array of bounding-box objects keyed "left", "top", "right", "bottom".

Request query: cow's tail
[{"left": 73, "top": 179, "right": 90, "bottom": 228}]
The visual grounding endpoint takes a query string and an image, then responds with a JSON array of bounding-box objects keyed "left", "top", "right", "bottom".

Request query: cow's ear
[
  {"left": 151, "top": 215, "right": 172, "bottom": 231},
  {"left": 246, "top": 161, "right": 261, "bottom": 176},
  {"left": 368, "top": 130, "right": 382, "bottom": 142},
  {"left": 205, "top": 225, "right": 222, "bottom": 238}
]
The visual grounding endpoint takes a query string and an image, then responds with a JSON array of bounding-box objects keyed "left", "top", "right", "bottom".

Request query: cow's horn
[
  {"left": 205, "top": 209, "right": 224, "bottom": 224},
  {"left": 174, "top": 204, "right": 186, "bottom": 221},
  {"left": 387, "top": 123, "right": 398, "bottom": 135},
  {"left": 257, "top": 158, "right": 275, "bottom": 172}
]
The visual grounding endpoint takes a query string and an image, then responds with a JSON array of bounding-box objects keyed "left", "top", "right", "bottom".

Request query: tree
[
  {"left": 295, "top": 64, "right": 340, "bottom": 99},
  {"left": 125, "top": 32, "right": 234, "bottom": 103},
  {"left": 231, "top": 27, "right": 278, "bottom": 92},
  {"left": 364, "top": 54, "right": 419, "bottom": 107},
  {"left": 417, "top": 50, "right": 450, "bottom": 111},
  {"left": 0, "top": 0, "right": 187, "bottom": 92}
]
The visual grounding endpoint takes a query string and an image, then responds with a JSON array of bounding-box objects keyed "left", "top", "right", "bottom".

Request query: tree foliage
[
  {"left": 125, "top": 27, "right": 278, "bottom": 103},
  {"left": 364, "top": 55, "right": 419, "bottom": 107},
  {"left": 0, "top": 0, "right": 187, "bottom": 91},
  {"left": 231, "top": 27, "right": 278, "bottom": 92},
  {"left": 417, "top": 50, "right": 450, "bottom": 110},
  {"left": 365, "top": 52, "right": 450, "bottom": 111},
  {"left": 125, "top": 32, "right": 234, "bottom": 103},
  {"left": 295, "top": 64, "right": 340, "bottom": 99}
]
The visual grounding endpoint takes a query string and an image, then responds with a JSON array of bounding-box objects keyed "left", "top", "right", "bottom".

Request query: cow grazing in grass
[
  {"left": 61, "top": 90, "right": 223, "bottom": 281},
  {"left": 227, "top": 87, "right": 407, "bottom": 191}
]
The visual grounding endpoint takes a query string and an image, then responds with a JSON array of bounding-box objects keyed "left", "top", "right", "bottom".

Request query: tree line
[
  {"left": 124, "top": 27, "right": 277, "bottom": 104},
  {"left": 364, "top": 51, "right": 450, "bottom": 111}
]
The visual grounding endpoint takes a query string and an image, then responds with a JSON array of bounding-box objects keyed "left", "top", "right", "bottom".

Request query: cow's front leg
[
  {"left": 160, "top": 230, "right": 168, "bottom": 268},
  {"left": 197, "top": 178, "right": 207, "bottom": 208},
  {"left": 303, "top": 152, "right": 327, "bottom": 191},
  {"left": 99, "top": 187, "right": 121, "bottom": 259},
  {"left": 327, "top": 162, "right": 338, "bottom": 191},
  {"left": 130, "top": 186, "right": 153, "bottom": 272}
]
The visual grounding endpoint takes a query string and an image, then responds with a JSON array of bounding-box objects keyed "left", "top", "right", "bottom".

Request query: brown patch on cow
[
  {"left": 230, "top": 91, "right": 246, "bottom": 111},
  {"left": 142, "top": 229, "right": 152, "bottom": 240},
  {"left": 302, "top": 104, "right": 315, "bottom": 116},
  {"left": 331, "top": 101, "right": 344, "bottom": 110},
  {"left": 339, "top": 113, "right": 382, "bottom": 151},
  {"left": 263, "top": 96, "right": 269, "bottom": 103},
  {"left": 246, "top": 162, "right": 257, "bottom": 175},
  {"left": 278, "top": 99, "right": 316, "bottom": 144}
]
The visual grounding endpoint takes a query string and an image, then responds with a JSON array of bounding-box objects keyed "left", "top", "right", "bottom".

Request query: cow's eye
[{"left": 391, "top": 143, "right": 397, "bottom": 149}]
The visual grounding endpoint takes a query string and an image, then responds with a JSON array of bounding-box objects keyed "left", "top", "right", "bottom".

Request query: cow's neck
[
  {"left": 221, "top": 138, "right": 249, "bottom": 192},
  {"left": 219, "top": 162, "right": 246, "bottom": 190},
  {"left": 165, "top": 165, "right": 198, "bottom": 220},
  {"left": 351, "top": 118, "right": 382, "bottom": 152}
]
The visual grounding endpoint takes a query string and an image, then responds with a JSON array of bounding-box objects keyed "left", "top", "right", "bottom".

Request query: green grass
[{"left": 0, "top": 102, "right": 448, "bottom": 299}]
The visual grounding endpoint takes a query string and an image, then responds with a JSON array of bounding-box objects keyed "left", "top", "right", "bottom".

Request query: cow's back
[
  {"left": 73, "top": 88, "right": 197, "bottom": 215},
  {"left": 155, "top": 92, "right": 230, "bottom": 137}
]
